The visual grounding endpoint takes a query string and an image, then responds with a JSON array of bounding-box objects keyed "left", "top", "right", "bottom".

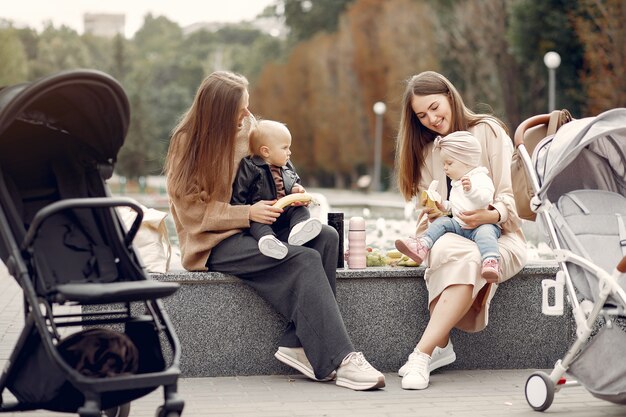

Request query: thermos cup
[{"left": 347, "top": 216, "right": 366, "bottom": 269}]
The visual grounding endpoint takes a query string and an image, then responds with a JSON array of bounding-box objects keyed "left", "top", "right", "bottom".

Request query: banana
[
  {"left": 402, "top": 259, "right": 420, "bottom": 267},
  {"left": 420, "top": 180, "right": 445, "bottom": 217},
  {"left": 386, "top": 249, "right": 403, "bottom": 259},
  {"left": 273, "top": 193, "right": 313, "bottom": 209},
  {"left": 398, "top": 255, "right": 420, "bottom": 267}
]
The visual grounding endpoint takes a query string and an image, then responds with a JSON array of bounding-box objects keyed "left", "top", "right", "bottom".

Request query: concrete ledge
[{"left": 151, "top": 263, "right": 572, "bottom": 377}]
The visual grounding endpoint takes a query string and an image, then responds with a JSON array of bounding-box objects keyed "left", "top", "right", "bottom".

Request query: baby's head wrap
[{"left": 433, "top": 131, "right": 481, "bottom": 167}]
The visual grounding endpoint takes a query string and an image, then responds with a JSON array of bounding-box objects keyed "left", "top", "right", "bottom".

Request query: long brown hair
[
  {"left": 394, "top": 71, "right": 508, "bottom": 200},
  {"left": 165, "top": 71, "right": 249, "bottom": 200}
]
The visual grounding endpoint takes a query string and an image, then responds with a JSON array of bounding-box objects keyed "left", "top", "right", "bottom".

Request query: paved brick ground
[{"left": 1, "top": 264, "right": 623, "bottom": 417}]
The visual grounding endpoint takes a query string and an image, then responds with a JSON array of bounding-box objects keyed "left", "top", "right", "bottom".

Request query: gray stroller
[{"left": 514, "top": 108, "right": 626, "bottom": 411}]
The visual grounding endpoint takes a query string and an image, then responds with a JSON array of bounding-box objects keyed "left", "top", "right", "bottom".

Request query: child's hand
[
  {"left": 418, "top": 205, "right": 445, "bottom": 223},
  {"left": 289, "top": 185, "right": 309, "bottom": 206},
  {"left": 461, "top": 176, "right": 472, "bottom": 192}
]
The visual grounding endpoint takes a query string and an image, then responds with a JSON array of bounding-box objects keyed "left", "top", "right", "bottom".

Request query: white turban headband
[{"left": 433, "top": 131, "right": 481, "bottom": 167}]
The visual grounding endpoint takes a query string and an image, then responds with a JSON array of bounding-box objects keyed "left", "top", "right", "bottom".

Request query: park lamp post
[
  {"left": 372, "top": 101, "right": 387, "bottom": 192},
  {"left": 543, "top": 51, "right": 561, "bottom": 112}
]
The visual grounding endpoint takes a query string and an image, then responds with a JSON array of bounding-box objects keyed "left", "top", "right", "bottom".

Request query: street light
[
  {"left": 372, "top": 101, "right": 386, "bottom": 192},
  {"left": 543, "top": 51, "right": 561, "bottom": 112}
]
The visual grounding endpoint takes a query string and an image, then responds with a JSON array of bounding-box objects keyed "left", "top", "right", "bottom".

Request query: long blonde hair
[
  {"left": 394, "top": 71, "right": 508, "bottom": 200},
  {"left": 165, "top": 71, "right": 249, "bottom": 200}
]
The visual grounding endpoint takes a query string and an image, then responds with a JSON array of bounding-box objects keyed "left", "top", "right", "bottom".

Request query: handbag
[
  {"left": 512, "top": 109, "right": 572, "bottom": 221},
  {"left": 117, "top": 204, "right": 172, "bottom": 273}
]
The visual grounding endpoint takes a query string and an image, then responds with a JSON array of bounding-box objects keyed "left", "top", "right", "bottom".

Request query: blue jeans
[{"left": 422, "top": 216, "right": 501, "bottom": 260}]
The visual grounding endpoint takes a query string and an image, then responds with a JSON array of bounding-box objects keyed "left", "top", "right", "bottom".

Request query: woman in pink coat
[{"left": 394, "top": 71, "right": 527, "bottom": 390}]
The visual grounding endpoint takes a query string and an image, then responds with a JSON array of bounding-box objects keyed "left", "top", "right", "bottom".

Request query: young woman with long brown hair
[
  {"left": 165, "top": 71, "right": 385, "bottom": 391},
  {"left": 394, "top": 71, "right": 527, "bottom": 390}
]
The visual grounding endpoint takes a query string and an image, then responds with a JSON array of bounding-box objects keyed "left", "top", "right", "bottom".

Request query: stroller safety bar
[{"left": 21, "top": 197, "right": 144, "bottom": 250}]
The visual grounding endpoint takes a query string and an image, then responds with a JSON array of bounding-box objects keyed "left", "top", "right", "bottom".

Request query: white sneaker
[
  {"left": 335, "top": 352, "right": 385, "bottom": 391},
  {"left": 258, "top": 235, "right": 288, "bottom": 259},
  {"left": 398, "top": 340, "right": 456, "bottom": 376},
  {"left": 401, "top": 348, "right": 430, "bottom": 390},
  {"left": 274, "top": 347, "right": 335, "bottom": 382},
  {"left": 288, "top": 218, "right": 322, "bottom": 246}
]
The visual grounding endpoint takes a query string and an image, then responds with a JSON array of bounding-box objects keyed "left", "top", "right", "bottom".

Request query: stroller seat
[{"left": 556, "top": 188, "right": 626, "bottom": 308}]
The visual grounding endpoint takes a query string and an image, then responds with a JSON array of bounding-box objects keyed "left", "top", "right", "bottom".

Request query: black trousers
[
  {"left": 207, "top": 225, "right": 354, "bottom": 379},
  {"left": 249, "top": 205, "right": 310, "bottom": 241}
]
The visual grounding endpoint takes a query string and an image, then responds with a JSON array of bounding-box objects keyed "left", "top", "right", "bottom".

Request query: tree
[
  {"left": 0, "top": 28, "right": 28, "bottom": 86},
  {"left": 116, "top": 83, "right": 160, "bottom": 178},
  {"left": 509, "top": 0, "right": 585, "bottom": 118},
  {"left": 574, "top": 0, "right": 626, "bottom": 115},
  {"left": 29, "top": 24, "right": 93, "bottom": 79},
  {"left": 111, "top": 34, "right": 129, "bottom": 82},
  {"left": 253, "top": 0, "right": 439, "bottom": 188},
  {"left": 14, "top": 27, "right": 38, "bottom": 61},
  {"left": 272, "top": 0, "right": 355, "bottom": 43},
  {"left": 81, "top": 33, "right": 116, "bottom": 76},
  {"left": 430, "top": 0, "right": 521, "bottom": 130},
  {"left": 133, "top": 14, "right": 183, "bottom": 56}
]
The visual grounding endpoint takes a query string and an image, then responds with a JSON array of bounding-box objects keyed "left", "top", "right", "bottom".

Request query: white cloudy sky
[{"left": 2, "top": 0, "right": 277, "bottom": 37}]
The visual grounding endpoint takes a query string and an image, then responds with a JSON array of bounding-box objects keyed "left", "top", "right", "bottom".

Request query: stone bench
[{"left": 150, "top": 263, "right": 571, "bottom": 377}]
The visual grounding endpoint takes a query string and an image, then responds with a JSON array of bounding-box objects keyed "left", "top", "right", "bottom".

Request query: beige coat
[
  {"left": 416, "top": 121, "right": 527, "bottom": 332},
  {"left": 169, "top": 117, "right": 253, "bottom": 271}
]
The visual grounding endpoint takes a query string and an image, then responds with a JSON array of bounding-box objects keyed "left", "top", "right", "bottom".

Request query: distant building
[{"left": 83, "top": 13, "right": 125, "bottom": 38}]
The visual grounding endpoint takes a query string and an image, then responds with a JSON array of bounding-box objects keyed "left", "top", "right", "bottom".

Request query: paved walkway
[{"left": 1, "top": 264, "right": 623, "bottom": 417}]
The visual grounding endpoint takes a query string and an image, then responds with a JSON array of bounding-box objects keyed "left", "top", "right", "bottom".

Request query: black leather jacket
[{"left": 231, "top": 155, "right": 301, "bottom": 205}]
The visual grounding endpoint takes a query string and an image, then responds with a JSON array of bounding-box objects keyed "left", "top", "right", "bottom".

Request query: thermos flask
[{"left": 347, "top": 216, "right": 366, "bottom": 269}]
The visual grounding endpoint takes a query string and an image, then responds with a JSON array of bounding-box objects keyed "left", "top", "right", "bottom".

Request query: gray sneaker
[
  {"left": 258, "top": 235, "right": 288, "bottom": 259},
  {"left": 288, "top": 218, "right": 322, "bottom": 246},
  {"left": 274, "top": 347, "right": 335, "bottom": 382},
  {"left": 336, "top": 352, "right": 385, "bottom": 391},
  {"left": 398, "top": 340, "right": 456, "bottom": 376}
]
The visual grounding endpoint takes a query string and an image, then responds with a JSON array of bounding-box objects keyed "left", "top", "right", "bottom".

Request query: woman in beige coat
[
  {"left": 165, "top": 71, "right": 385, "bottom": 391},
  {"left": 394, "top": 71, "right": 527, "bottom": 390}
]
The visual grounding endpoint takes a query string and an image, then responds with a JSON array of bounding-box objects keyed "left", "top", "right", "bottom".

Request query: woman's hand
[
  {"left": 249, "top": 200, "right": 283, "bottom": 224},
  {"left": 457, "top": 208, "right": 500, "bottom": 229}
]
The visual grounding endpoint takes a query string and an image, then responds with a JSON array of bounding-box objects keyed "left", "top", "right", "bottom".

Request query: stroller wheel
[
  {"left": 155, "top": 405, "right": 181, "bottom": 417},
  {"left": 104, "top": 403, "right": 131, "bottom": 417},
  {"left": 525, "top": 372, "right": 555, "bottom": 411}
]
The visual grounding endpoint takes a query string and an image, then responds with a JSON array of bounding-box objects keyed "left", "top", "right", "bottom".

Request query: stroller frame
[
  {"left": 514, "top": 110, "right": 626, "bottom": 411},
  {"left": 0, "top": 69, "right": 184, "bottom": 417}
]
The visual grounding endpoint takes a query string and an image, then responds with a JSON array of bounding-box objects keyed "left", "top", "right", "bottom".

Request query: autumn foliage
[{"left": 252, "top": 0, "right": 437, "bottom": 187}]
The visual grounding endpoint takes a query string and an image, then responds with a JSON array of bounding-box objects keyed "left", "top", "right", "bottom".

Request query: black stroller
[{"left": 0, "top": 69, "right": 184, "bottom": 417}]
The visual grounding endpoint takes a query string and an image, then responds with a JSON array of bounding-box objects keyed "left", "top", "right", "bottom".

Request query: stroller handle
[
  {"left": 513, "top": 114, "right": 550, "bottom": 148},
  {"left": 21, "top": 197, "right": 144, "bottom": 250}
]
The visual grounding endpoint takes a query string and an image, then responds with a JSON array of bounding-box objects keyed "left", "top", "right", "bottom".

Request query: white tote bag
[{"left": 117, "top": 205, "right": 172, "bottom": 273}]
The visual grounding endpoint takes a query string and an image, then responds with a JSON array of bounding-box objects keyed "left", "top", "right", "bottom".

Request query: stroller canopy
[
  {"left": 0, "top": 69, "right": 130, "bottom": 163},
  {"left": 534, "top": 108, "right": 626, "bottom": 201}
]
